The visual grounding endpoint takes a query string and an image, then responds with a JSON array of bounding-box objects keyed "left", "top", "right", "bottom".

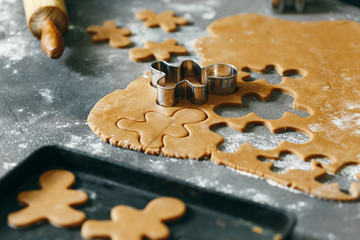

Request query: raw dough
[
  {"left": 86, "top": 21, "right": 131, "bottom": 48},
  {"left": 88, "top": 14, "right": 360, "bottom": 201},
  {"left": 81, "top": 197, "right": 186, "bottom": 240},
  {"left": 8, "top": 170, "right": 88, "bottom": 228},
  {"left": 129, "top": 38, "right": 188, "bottom": 62},
  {"left": 135, "top": 9, "right": 188, "bottom": 32},
  {"left": 117, "top": 109, "right": 206, "bottom": 148}
]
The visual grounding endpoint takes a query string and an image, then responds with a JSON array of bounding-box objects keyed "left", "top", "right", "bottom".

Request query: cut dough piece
[
  {"left": 135, "top": 9, "right": 188, "bottom": 32},
  {"left": 8, "top": 170, "right": 88, "bottom": 228},
  {"left": 86, "top": 20, "right": 131, "bottom": 48},
  {"left": 129, "top": 39, "right": 188, "bottom": 62},
  {"left": 88, "top": 14, "right": 360, "bottom": 201},
  {"left": 81, "top": 197, "right": 186, "bottom": 240}
]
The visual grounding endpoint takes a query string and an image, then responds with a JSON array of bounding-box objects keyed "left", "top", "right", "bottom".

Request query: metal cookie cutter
[
  {"left": 268, "top": 0, "right": 317, "bottom": 13},
  {"left": 150, "top": 60, "right": 238, "bottom": 107}
]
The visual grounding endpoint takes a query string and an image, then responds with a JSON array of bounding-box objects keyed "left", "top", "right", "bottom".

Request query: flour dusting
[
  {"left": 214, "top": 125, "right": 310, "bottom": 152},
  {"left": 0, "top": 0, "right": 40, "bottom": 64},
  {"left": 169, "top": 1, "right": 219, "bottom": 19},
  {"left": 330, "top": 111, "right": 360, "bottom": 132},
  {"left": 89, "top": 141, "right": 105, "bottom": 155},
  {"left": 187, "top": 175, "right": 220, "bottom": 188},
  {"left": 64, "top": 134, "right": 108, "bottom": 156},
  {"left": 2, "top": 162, "right": 17, "bottom": 170},
  {"left": 148, "top": 159, "right": 167, "bottom": 171},
  {"left": 286, "top": 200, "right": 309, "bottom": 217},
  {"left": 308, "top": 123, "right": 324, "bottom": 132},
  {"left": 39, "top": 88, "right": 54, "bottom": 103},
  {"left": 259, "top": 154, "right": 312, "bottom": 174},
  {"left": 64, "top": 135, "right": 83, "bottom": 148},
  {"left": 346, "top": 102, "right": 360, "bottom": 110}
]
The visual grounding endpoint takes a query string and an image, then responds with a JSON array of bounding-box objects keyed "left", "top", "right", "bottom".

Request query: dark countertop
[{"left": 1, "top": 0, "right": 360, "bottom": 239}]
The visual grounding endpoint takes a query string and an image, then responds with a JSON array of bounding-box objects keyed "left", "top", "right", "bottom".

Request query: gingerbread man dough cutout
[
  {"left": 8, "top": 170, "right": 88, "bottom": 228},
  {"left": 81, "top": 197, "right": 186, "bottom": 240},
  {"left": 135, "top": 10, "right": 188, "bottom": 32},
  {"left": 117, "top": 109, "right": 207, "bottom": 148},
  {"left": 86, "top": 21, "right": 131, "bottom": 48},
  {"left": 129, "top": 38, "right": 187, "bottom": 62}
]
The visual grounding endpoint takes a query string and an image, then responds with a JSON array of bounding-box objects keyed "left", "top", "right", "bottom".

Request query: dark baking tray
[{"left": 0, "top": 146, "right": 296, "bottom": 239}]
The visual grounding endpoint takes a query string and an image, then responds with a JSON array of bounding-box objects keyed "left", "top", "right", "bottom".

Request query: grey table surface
[{"left": 1, "top": 0, "right": 360, "bottom": 239}]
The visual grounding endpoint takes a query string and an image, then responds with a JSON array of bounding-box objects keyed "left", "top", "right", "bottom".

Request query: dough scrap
[
  {"left": 8, "top": 170, "right": 88, "bottom": 228},
  {"left": 86, "top": 21, "right": 131, "bottom": 48},
  {"left": 81, "top": 197, "right": 186, "bottom": 240},
  {"left": 129, "top": 39, "right": 188, "bottom": 62},
  {"left": 88, "top": 14, "right": 360, "bottom": 201},
  {"left": 135, "top": 9, "right": 188, "bottom": 32}
]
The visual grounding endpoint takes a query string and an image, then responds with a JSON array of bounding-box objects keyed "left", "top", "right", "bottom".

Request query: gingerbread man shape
[
  {"left": 86, "top": 21, "right": 131, "bottom": 48},
  {"left": 117, "top": 109, "right": 206, "bottom": 148},
  {"left": 135, "top": 10, "right": 188, "bottom": 32},
  {"left": 81, "top": 197, "right": 186, "bottom": 240},
  {"left": 129, "top": 39, "right": 187, "bottom": 62},
  {"left": 8, "top": 170, "right": 88, "bottom": 228}
]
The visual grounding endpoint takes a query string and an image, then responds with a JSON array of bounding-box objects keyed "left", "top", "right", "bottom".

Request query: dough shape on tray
[
  {"left": 86, "top": 20, "right": 131, "bottom": 48},
  {"left": 88, "top": 14, "right": 360, "bottom": 201},
  {"left": 135, "top": 9, "right": 188, "bottom": 32},
  {"left": 129, "top": 39, "right": 187, "bottom": 62},
  {"left": 8, "top": 170, "right": 88, "bottom": 228},
  {"left": 81, "top": 197, "right": 186, "bottom": 240}
]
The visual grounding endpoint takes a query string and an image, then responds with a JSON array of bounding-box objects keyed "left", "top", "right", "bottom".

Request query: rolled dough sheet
[{"left": 88, "top": 14, "right": 360, "bottom": 201}]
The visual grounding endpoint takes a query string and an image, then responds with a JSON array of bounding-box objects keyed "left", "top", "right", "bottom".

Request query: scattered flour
[
  {"left": 201, "top": 11, "right": 216, "bottom": 20},
  {"left": 64, "top": 134, "right": 108, "bottom": 156},
  {"left": 0, "top": 0, "right": 40, "bottom": 64},
  {"left": 337, "top": 164, "right": 360, "bottom": 182},
  {"left": 330, "top": 111, "right": 360, "bottom": 132},
  {"left": 148, "top": 159, "right": 167, "bottom": 171},
  {"left": 38, "top": 88, "right": 54, "bottom": 103},
  {"left": 89, "top": 141, "right": 105, "bottom": 155},
  {"left": 259, "top": 154, "right": 312, "bottom": 174},
  {"left": 346, "top": 102, "right": 360, "bottom": 110},
  {"left": 18, "top": 143, "right": 28, "bottom": 148},
  {"left": 64, "top": 135, "right": 83, "bottom": 148},
  {"left": 327, "top": 232, "right": 336, "bottom": 240},
  {"left": 169, "top": 1, "right": 220, "bottom": 19},
  {"left": 340, "top": 71, "right": 359, "bottom": 82},
  {"left": 308, "top": 123, "right": 324, "bottom": 133},
  {"left": 215, "top": 125, "right": 309, "bottom": 152},
  {"left": 2, "top": 162, "right": 17, "bottom": 170},
  {"left": 26, "top": 111, "right": 54, "bottom": 125},
  {"left": 187, "top": 175, "right": 220, "bottom": 188},
  {"left": 80, "top": 188, "right": 97, "bottom": 200}
]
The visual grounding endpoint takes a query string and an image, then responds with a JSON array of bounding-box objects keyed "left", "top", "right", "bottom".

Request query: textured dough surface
[{"left": 88, "top": 14, "right": 360, "bottom": 201}]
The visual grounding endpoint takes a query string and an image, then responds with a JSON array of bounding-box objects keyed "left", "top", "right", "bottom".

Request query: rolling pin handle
[{"left": 40, "top": 20, "right": 65, "bottom": 59}]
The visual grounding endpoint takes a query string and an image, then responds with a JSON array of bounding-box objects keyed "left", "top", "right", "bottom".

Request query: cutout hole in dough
[
  {"left": 316, "top": 163, "right": 360, "bottom": 194},
  {"left": 241, "top": 66, "right": 303, "bottom": 84},
  {"left": 258, "top": 153, "right": 332, "bottom": 174},
  {"left": 211, "top": 123, "right": 310, "bottom": 152},
  {"left": 214, "top": 91, "right": 310, "bottom": 119}
]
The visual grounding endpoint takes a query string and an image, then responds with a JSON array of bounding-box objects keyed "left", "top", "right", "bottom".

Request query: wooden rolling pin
[{"left": 23, "top": 0, "right": 69, "bottom": 59}]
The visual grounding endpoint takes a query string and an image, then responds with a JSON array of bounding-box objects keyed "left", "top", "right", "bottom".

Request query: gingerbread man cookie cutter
[{"left": 151, "top": 60, "right": 238, "bottom": 107}]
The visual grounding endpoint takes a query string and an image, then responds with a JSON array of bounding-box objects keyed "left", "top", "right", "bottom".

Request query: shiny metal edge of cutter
[{"left": 150, "top": 60, "right": 238, "bottom": 107}]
